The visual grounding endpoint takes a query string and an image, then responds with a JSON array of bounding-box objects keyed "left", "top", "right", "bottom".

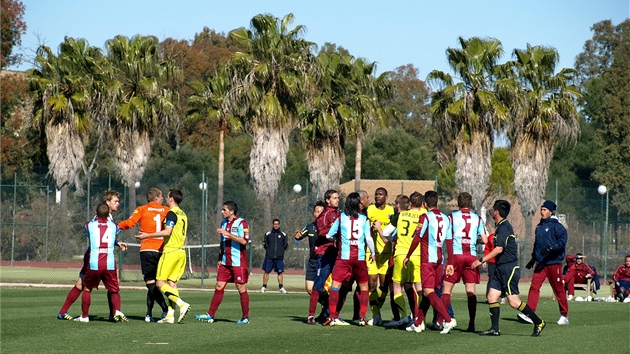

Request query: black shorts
[
  {"left": 305, "top": 258, "right": 318, "bottom": 281},
  {"left": 140, "top": 251, "right": 162, "bottom": 282},
  {"left": 488, "top": 264, "right": 520, "bottom": 296}
]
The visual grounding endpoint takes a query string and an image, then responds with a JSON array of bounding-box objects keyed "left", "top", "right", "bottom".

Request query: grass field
[{"left": 1, "top": 286, "right": 629, "bottom": 354}]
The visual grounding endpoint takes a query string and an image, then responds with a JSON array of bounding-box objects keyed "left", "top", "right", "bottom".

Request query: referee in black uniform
[{"left": 472, "top": 200, "right": 546, "bottom": 337}]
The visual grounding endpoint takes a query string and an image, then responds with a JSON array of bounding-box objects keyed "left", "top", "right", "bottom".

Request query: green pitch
[{"left": 1, "top": 287, "right": 628, "bottom": 353}]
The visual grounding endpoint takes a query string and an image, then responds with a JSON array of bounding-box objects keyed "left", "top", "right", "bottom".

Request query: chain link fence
[{"left": 1, "top": 171, "right": 628, "bottom": 298}]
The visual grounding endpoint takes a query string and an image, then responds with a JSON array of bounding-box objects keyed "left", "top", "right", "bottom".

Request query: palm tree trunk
[
  {"left": 455, "top": 131, "right": 493, "bottom": 212},
  {"left": 511, "top": 137, "right": 555, "bottom": 269},
  {"left": 215, "top": 126, "right": 225, "bottom": 226},
  {"left": 129, "top": 184, "right": 137, "bottom": 215},
  {"left": 249, "top": 124, "right": 291, "bottom": 221},
  {"left": 307, "top": 137, "right": 345, "bottom": 198},
  {"left": 354, "top": 136, "right": 362, "bottom": 192}
]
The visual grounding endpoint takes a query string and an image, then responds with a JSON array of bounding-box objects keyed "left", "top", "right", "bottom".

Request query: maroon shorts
[
  {"left": 443, "top": 254, "right": 480, "bottom": 284},
  {"left": 421, "top": 262, "right": 443, "bottom": 290},
  {"left": 83, "top": 269, "right": 120, "bottom": 292},
  {"left": 331, "top": 259, "right": 369, "bottom": 284},
  {"left": 217, "top": 264, "right": 249, "bottom": 284}
]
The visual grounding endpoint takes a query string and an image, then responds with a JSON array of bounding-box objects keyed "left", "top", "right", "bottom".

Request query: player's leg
[
  {"left": 564, "top": 267, "right": 576, "bottom": 299},
  {"left": 79, "top": 287, "right": 92, "bottom": 321},
  {"left": 464, "top": 282, "right": 477, "bottom": 331},
  {"left": 545, "top": 264, "right": 568, "bottom": 320},
  {"left": 277, "top": 260, "right": 286, "bottom": 292},
  {"left": 527, "top": 265, "right": 548, "bottom": 311},
  {"left": 59, "top": 276, "right": 83, "bottom": 319},
  {"left": 235, "top": 267, "right": 250, "bottom": 324}
]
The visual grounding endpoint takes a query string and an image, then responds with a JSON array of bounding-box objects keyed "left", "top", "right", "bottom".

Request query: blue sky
[{"left": 10, "top": 0, "right": 629, "bottom": 79}]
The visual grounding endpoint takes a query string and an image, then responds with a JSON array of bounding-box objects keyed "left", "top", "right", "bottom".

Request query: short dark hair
[
  {"left": 272, "top": 219, "right": 280, "bottom": 224},
  {"left": 345, "top": 192, "right": 361, "bottom": 218},
  {"left": 458, "top": 192, "right": 472, "bottom": 209},
  {"left": 376, "top": 187, "right": 388, "bottom": 196},
  {"left": 168, "top": 189, "right": 183, "bottom": 205},
  {"left": 96, "top": 202, "right": 110, "bottom": 218},
  {"left": 409, "top": 191, "right": 424, "bottom": 208},
  {"left": 224, "top": 201, "right": 238, "bottom": 214},
  {"left": 424, "top": 190, "right": 439, "bottom": 208},
  {"left": 493, "top": 200, "right": 511, "bottom": 218},
  {"left": 314, "top": 200, "right": 326, "bottom": 210},
  {"left": 398, "top": 195, "right": 410, "bottom": 211},
  {"left": 324, "top": 189, "right": 338, "bottom": 202}
]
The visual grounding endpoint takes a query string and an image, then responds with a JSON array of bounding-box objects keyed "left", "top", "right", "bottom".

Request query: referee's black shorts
[
  {"left": 305, "top": 258, "right": 318, "bottom": 281},
  {"left": 488, "top": 264, "right": 520, "bottom": 296},
  {"left": 140, "top": 250, "right": 162, "bottom": 282}
]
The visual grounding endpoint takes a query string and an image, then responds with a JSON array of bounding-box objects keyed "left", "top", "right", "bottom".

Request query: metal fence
[{"left": 1, "top": 171, "right": 627, "bottom": 299}]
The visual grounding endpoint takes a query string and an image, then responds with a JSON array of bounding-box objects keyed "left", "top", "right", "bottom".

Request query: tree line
[{"left": 2, "top": 3, "right": 629, "bottom": 226}]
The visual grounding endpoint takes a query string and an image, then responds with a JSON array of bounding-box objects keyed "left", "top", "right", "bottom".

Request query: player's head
[
  {"left": 357, "top": 190, "right": 370, "bottom": 210},
  {"left": 324, "top": 189, "right": 339, "bottom": 208},
  {"left": 314, "top": 200, "right": 326, "bottom": 219},
  {"left": 102, "top": 190, "right": 121, "bottom": 212},
  {"left": 374, "top": 187, "right": 388, "bottom": 206},
  {"left": 96, "top": 202, "right": 110, "bottom": 218},
  {"left": 223, "top": 200, "right": 238, "bottom": 217},
  {"left": 458, "top": 192, "right": 472, "bottom": 209},
  {"left": 625, "top": 255, "right": 630, "bottom": 267},
  {"left": 397, "top": 195, "right": 410, "bottom": 212},
  {"left": 492, "top": 200, "right": 511, "bottom": 219},
  {"left": 272, "top": 218, "right": 280, "bottom": 230},
  {"left": 409, "top": 191, "right": 424, "bottom": 208},
  {"left": 167, "top": 189, "right": 183, "bottom": 205},
  {"left": 541, "top": 200, "right": 556, "bottom": 219},
  {"left": 424, "top": 190, "right": 439, "bottom": 209},
  {"left": 345, "top": 192, "right": 361, "bottom": 218},
  {"left": 147, "top": 188, "right": 163, "bottom": 203},
  {"left": 576, "top": 253, "right": 584, "bottom": 264}
]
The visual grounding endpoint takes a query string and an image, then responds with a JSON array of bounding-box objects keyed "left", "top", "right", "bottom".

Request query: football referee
[{"left": 471, "top": 200, "right": 546, "bottom": 337}]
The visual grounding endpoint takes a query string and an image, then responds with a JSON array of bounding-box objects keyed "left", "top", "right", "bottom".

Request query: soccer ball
[
  {"left": 574, "top": 296, "right": 584, "bottom": 302},
  {"left": 293, "top": 184, "right": 302, "bottom": 193}
]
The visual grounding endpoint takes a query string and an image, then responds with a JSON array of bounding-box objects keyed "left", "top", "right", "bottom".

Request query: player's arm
[
  {"left": 325, "top": 219, "right": 340, "bottom": 241},
  {"left": 403, "top": 220, "right": 425, "bottom": 266},
  {"left": 478, "top": 219, "right": 488, "bottom": 245},
  {"left": 548, "top": 224, "right": 568, "bottom": 252},
  {"left": 282, "top": 232, "right": 288, "bottom": 250},
  {"left": 472, "top": 245, "right": 503, "bottom": 269},
  {"left": 136, "top": 211, "right": 175, "bottom": 239},
  {"left": 295, "top": 225, "right": 309, "bottom": 240},
  {"left": 372, "top": 220, "right": 390, "bottom": 244},
  {"left": 218, "top": 220, "right": 248, "bottom": 245},
  {"left": 364, "top": 219, "right": 376, "bottom": 262},
  {"left": 117, "top": 208, "right": 142, "bottom": 230}
]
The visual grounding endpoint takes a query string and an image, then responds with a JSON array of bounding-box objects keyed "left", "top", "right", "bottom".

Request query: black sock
[
  {"left": 279, "top": 284, "right": 283, "bottom": 289},
  {"left": 153, "top": 285, "right": 168, "bottom": 313},
  {"left": 146, "top": 284, "right": 156, "bottom": 317},
  {"left": 489, "top": 302, "right": 500, "bottom": 330},
  {"left": 518, "top": 302, "right": 541, "bottom": 325}
]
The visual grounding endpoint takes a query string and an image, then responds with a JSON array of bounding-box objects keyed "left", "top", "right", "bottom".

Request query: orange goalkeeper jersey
[{"left": 118, "top": 201, "right": 169, "bottom": 252}]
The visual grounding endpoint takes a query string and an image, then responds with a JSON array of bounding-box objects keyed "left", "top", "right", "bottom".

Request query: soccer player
[
  {"left": 404, "top": 190, "right": 454, "bottom": 334},
  {"left": 323, "top": 192, "right": 375, "bottom": 327},
  {"left": 118, "top": 188, "right": 170, "bottom": 322},
  {"left": 196, "top": 200, "right": 251, "bottom": 324},
  {"left": 521, "top": 200, "right": 569, "bottom": 325},
  {"left": 380, "top": 194, "right": 420, "bottom": 328},
  {"left": 295, "top": 201, "right": 326, "bottom": 295},
  {"left": 443, "top": 192, "right": 488, "bottom": 332},
  {"left": 472, "top": 200, "right": 546, "bottom": 337},
  {"left": 135, "top": 189, "right": 191, "bottom": 324},
  {"left": 366, "top": 187, "right": 395, "bottom": 326},
  {"left": 261, "top": 219, "right": 288, "bottom": 293},
  {"left": 57, "top": 190, "right": 126, "bottom": 321},
  {"left": 74, "top": 203, "right": 127, "bottom": 323},
  {"left": 307, "top": 190, "right": 340, "bottom": 324}
]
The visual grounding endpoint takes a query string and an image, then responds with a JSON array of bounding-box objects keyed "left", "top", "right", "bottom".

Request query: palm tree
[
  {"left": 427, "top": 36, "right": 510, "bottom": 211},
  {"left": 505, "top": 44, "right": 580, "bottom": 259},
  {"left": 106, "top": 35, "right": 181, "bottom": 212},
  {"left": 346, "top": 58, "right": 395, "bottom": 192},
  {"left": 299, "top": 51, "right": 349, "bottom": 197},
  {"left": 225, "top": 13, "right": 318, "bottom": 221},
  {"left": 28, "top": 37, "right": 104, "bottom": 207},
  {"left": 188, "top": 68, "right": 243, "bottom": 225}
]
